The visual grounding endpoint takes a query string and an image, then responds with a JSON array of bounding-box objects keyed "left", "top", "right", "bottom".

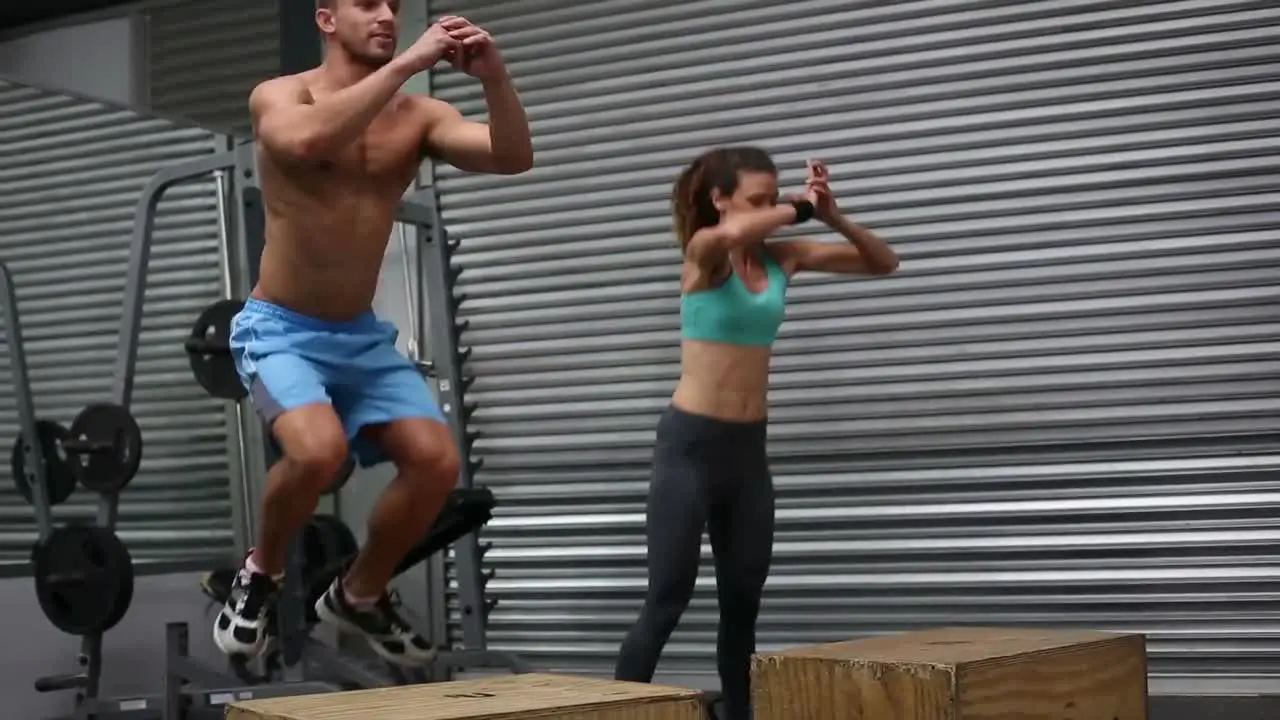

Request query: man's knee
[
  {"left": 394, "top": 425, "right": 461, "bottom": 491},
  {"left": 273, "top": 407, "right": 350, "bottom": 489},
  {"left": 289, "top": 436, "right": 351, "bottom": 483}
]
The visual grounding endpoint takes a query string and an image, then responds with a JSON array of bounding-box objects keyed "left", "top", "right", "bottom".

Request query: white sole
[
  {"left": 213, "top": 613, "right": 267, "bottom": 659},
  {"left": 314, "top": 595, "right": 438, "bottom": 668}
]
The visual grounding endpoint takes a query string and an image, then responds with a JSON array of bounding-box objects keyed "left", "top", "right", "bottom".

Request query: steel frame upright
[{"left": 408, "top": 189, "right": 495, "bottom": 654}]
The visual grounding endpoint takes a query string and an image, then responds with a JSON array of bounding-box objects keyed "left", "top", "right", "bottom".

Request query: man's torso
[{"left": 254, "top": 70, "right": 428, "bottom": 322}]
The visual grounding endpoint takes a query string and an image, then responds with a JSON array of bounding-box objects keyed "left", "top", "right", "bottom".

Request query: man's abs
[
  {"left": 254, "top": 236, "right": 386, "bottom": 321},
  {"left": 253, "top": 167, "right": 409, "bottom": 321}
]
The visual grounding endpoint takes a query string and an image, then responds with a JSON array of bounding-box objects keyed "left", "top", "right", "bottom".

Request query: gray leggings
[{"left": 614, "top": 406, "right": 775, "bottom": 720}]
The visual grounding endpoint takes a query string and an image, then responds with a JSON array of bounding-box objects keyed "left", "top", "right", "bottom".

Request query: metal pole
[
  {"left": 0, "top": 263, "right": 50, "bottom": 541},
  {"left": 403, "top": 193, "right": 490, "bottom": 651},
  {"left": 397, "top": 223, "right": 419, "bottom": 362},
  {"left": 229, "top": 140, "right": 270, "bottom": 549},
  {"left": 213, "top": 167, "right": 255, "bottom": 557}
]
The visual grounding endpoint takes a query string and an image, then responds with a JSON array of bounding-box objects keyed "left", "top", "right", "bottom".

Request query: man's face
[{"left": 318, "top": 0, "right": 400, "bottom": 67}]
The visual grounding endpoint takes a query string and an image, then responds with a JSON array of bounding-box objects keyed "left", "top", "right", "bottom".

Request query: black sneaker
[
  {"left": 212, "top": 560, "right": 281, "bottom": 659},
  {"left": 315, "top": 579, "right": 436, "bottom": 667}
]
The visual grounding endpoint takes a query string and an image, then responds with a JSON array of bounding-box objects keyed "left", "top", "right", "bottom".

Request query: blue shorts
[{"left": 229, "top": 297, "right": 447, "bottom": 468}]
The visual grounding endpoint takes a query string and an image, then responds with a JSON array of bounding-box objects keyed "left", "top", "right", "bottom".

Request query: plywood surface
[
  {"left": 225, "top": 673, "right": 705, "bottom": 720},
  {"left": 754, "top": 655, "right": 955, "bottom": 720},
  {"left": 958, "top": 633, "right": 1148, "bottom": 719},
  {"left": 770, "top": 626, "right": 1134, "bottom": 666}
]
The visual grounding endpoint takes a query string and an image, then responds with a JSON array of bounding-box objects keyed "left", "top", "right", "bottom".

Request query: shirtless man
[{"left": 212, "top": 1, "right": 532, "bottom": 667}]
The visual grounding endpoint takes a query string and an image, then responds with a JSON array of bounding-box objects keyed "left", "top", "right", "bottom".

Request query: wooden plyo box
[
  {"left": 752, "top": 626, "right": 1148, "bottom": 720},
  {"left": 225, "top": 672, "right": 704, "bottom": 720}
]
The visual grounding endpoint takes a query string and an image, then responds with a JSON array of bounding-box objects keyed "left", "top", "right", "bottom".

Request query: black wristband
[{"left": 790, "top": 199, "right": 815, "bottom": 224}]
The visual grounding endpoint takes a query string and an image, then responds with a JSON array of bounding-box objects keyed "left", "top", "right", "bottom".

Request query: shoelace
[
  {"left": 375, "top": 589, "right": 419, "bottom": 635},
  {"left": 237, "top": 572, "right": 277, "bottom": 620}
]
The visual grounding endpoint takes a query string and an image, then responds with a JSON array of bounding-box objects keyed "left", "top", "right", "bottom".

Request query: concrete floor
[
  {"left": 1151, "top": 695, "right": 1280, "bottom": 720},
  {"left": 707, "top": 693, "right": 1280, "bottom": 719}
]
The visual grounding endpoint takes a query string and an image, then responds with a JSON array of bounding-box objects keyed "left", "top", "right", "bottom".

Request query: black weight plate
[
  {"left": 302, "top": 515, "right": 359, "bottom": 605},
  {"left": 315, "top": 514, "right": 359, "bottom": 558},
  {"left": 185, "top": 299, "right": 247, "bottom": 400},
  {"left": 66, "top": 403, "right": 144, "bottom": 495},
  {"left": 10, "top": 420, "right": 77, "bottom": 507},
  {"left": 32, "top": 524, "right": 135, "bottom": 636},
  {"left": 302, "top": 514, "right": 358, "bottom": 576},
  {"left": 326, "top": 454, "right": 357, "bottom": 495}
]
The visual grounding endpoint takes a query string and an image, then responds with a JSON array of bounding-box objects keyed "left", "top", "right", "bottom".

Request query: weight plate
[
  {"left": 32, "top": 524, "right": 135, "bottom": 636},
  {"left": 302, "top": 515, "right": 358, "bottom": 575},
  {"left": 326, "top": 454, "right": 357, "bottom": 495},
  {"left": 199, "top": 569, "right": 235, "bottom": 606},
  {"left": 184, "top": 298, "right": 247, "bottom": 401},
  {"left": 10, "top": 420, "right": 77, "bottom": 507},
  {"left": 266, "top": 433, "right": 283, "bottom": 462},
  {"left": 302, "top": 515, "right": 359, "bottom": 604},
  {"left": 65, "top": 403, "right": 144, "bottom": 495}
]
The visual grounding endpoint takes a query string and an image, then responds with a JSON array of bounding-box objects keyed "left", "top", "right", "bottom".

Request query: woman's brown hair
[{"left": 671, "top": 146, "right": 778, "bottom": 250}]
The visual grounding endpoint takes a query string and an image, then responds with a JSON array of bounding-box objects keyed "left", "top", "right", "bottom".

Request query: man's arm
[
  {"left": 422, "top": 71, "right": 533, "bottom": 175},
  {"left": 251, "top": 61, "right": 416, "bottom": 165}
]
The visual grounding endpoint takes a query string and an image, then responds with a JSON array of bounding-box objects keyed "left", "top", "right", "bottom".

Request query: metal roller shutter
[
  {"left": 144, "top": 0, "right": 281, "bottom": 134},
  {"left": 426, "top": 0, "right": 1280, "bottom": 684},
  {"left": 0, "top": 79, "right": 235, "bottom": 570}
]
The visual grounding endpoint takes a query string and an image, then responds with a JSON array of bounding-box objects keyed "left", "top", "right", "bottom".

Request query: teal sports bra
[{"left": 680, "top": 252, "right": 789, "bottom": 347}]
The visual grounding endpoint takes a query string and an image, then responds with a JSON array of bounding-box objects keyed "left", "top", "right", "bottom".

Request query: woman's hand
[{"left": 805, "top": 159, "right": 840, "bottom": 224}]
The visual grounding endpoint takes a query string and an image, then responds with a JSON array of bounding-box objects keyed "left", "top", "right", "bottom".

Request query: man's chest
[{"left": 323, "top": 120, "right": 423, "bottom": 187}]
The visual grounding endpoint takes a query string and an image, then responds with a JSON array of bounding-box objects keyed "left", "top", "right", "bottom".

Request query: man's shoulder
[{"left": 250, "top": 72, "right": 315, "bottom": 105}]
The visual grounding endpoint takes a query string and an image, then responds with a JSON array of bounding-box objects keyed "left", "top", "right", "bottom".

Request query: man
[{"left": 212, "top": 0, "right": 532, "bottom": 668}]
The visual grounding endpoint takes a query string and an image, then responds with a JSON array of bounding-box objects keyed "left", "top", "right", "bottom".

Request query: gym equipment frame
[{"left": 39, "top": 143, "right": 529, "bottom": 719}]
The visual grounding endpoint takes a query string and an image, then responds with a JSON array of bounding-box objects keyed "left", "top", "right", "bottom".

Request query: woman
[{"left": 613, "top": 146, "right": 900, "bottom": 720}]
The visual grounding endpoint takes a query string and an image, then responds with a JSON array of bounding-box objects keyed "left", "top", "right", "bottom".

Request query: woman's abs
[{"left": 671, "top": 340, "right": 772, "bottom": 422}]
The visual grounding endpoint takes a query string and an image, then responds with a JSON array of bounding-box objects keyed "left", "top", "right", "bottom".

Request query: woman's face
[{"left": 712, "top": 170, "right": 778, "bottom": 219}]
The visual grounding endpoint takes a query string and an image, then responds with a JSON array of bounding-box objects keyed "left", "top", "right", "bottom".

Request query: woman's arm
[
  {"left": 774, "top": 159, "right": 899, "bottom": 276},
  {"left": 685, "top": 200, "right": 812, "bottom": 267},
  {"left": 772, "top": 214, "right": 899, "bottom": 276},
  {"left": 831, "top": 214, "right": 899, "bottom": 274}
]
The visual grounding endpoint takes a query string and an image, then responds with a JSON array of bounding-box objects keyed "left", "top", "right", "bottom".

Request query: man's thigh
[
  {"left": 230, "top": 303, "right": 333, "bottom": 426},
  {"left": 360, "top": 416, "right": 457, "bottom": 473},
  {"left": 330, "top": 338, "right": 448, "bottom": 468}
]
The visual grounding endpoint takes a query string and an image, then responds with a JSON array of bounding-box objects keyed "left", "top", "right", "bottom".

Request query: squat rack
[
  {"left": 31, "top": 138, "right": 521, "bottom": 719},
  {"left": 117, "top": 139, "right": 504, "bottom": 656}
]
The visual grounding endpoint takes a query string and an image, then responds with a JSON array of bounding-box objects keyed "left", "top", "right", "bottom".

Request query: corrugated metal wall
[
  {"left": 0, "top": 79, "right": 235, "bottom": 570},
  {"left": 143, "top": 0, "right": 280, "bottom": 134},
  {"left": 426, "top": 0, "right": 1280, "bottom": 684}
]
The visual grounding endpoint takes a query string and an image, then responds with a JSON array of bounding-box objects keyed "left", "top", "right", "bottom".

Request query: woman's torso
[{"left": 673, "top": 248, "right": 788, "bottom": 422}]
